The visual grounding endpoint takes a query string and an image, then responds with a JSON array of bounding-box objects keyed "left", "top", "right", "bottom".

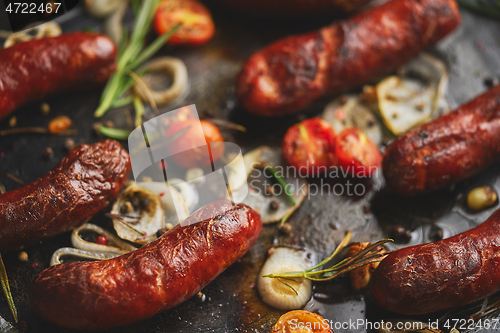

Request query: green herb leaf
[
  {"left": 99, "top": 125, "right": 131, "bottom": 141},
  {"left": 0, "top": 254, "right": 17, "bottom": 323},
  {"left": 94, "top": 0, "right": 180, "bottom": 118},
  {"left": 457, "top": 0, "right": 500, "bottom": 20},
  {"left": 267, "top": 166, "right": 296, "bottom": 206},
  {"left": 263, "top": 232, "right": 394, "bottom": 292},
  {"left": 133, "top": 95, "right": 145, "bottom": 127}
]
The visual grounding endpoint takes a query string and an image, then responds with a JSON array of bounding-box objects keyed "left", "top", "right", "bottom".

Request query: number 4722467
[{"left": 6, "top": 2, "right": 61, "bottom": 14}]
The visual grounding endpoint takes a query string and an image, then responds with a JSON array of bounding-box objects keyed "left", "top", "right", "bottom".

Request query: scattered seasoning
[
  {"left": 64, "top": 138, "right": 75, "bottom": 150},
  {"left": 428, "top": 225, "right": 444, "bottom": 242},
  {"left": 42, "top": 147, "right": 54, "bottom": 159},
  {"left": 93, "top": 122, "right": 103, "bottom": 135},
  {"left": 156, "top": 228, "right": 167, "bottom": 237},
  {"left": 363, "top": 205, "right": 371, "bottom": 214},
  {"left": 8, "top": 116, "right": 17, "bottom": 127},
  {"left": 48, "top": 116, "right": 73, "bottom": 134},
  {"left": 278, "top": 223, "right": 292, "bottom": 235},
  {"left": 6, "top": 173, "right": 24, "bottom": 185},
  {"left": 269, "top": 199, "right": 280, "bottom": 211},
  {"left": 266, "top": 185, "right": 276, "bottom": 196},
  {"left": 391, "top": 225, "right": 412, "bottom": 244},
  {"left": 17, "top": 252, "right": 28, "bottom": 262},
  {"left": 40, "top": 102, "right": 50, "bottom": 115},
  {"left": 31, "top": 262, "right": 38, "bottom": 268},
  {"left": 96, "top": 236, "right": 108, "bottom": 245},
  {"left": 19, "top": 320, "right": 28, "bottom": 333},
  {"left": 484, "top": 77, "right": 495, "bottom": 88}
]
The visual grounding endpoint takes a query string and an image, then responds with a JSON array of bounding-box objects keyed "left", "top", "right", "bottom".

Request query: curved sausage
[
  {"left": 236, "top": 0, "right": 461, "bottom": 116},
  {"left": 371, "top": 208, "right": 500, "bottom": 315},
  {"left": 383, "top": 85, "right": 500, "bottom": 196},
  {"left": 0, "top": 33, "right": 117, "bottom": 120},
  {"left": 0, "top": 139, "right": 131, "bottom": 253},
  {"left": 30, "top": 200, "right": 262, "bottom": 331}
]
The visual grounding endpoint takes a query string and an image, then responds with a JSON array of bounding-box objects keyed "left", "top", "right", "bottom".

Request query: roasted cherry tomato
[
  {"left": 282, "top": 118, "right": 336, "bottom": 177},
  {"left": 334, "top": 128, "right": 382, "bottom": 177},
  {"left": 272, "top": 310, "right": 333, "bottom": 333},
  {"left": 165, "top": 119, "right": 224, "bottom": 168},
  {"left": 154, "top": 0, "right": 215, "bottom": 46}
]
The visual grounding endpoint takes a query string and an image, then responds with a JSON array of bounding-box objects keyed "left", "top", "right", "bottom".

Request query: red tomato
[
  {"left": 334, "top": 128, "right": 381, "bottom": 177},
  {"left": 154, "top": 0, "right": 215, "bottom": 46},
  {"left": 165, "top": 119, "right": 224, "bottom": 168},
  {"left": 273, "top": 310, "right": 333, "bottom": 333},
  {"left": 282, "top": 118, "right": 336, "bottom": 177},
  {"left": 96, "top": 236, "right": 107, "bottom": 245}
]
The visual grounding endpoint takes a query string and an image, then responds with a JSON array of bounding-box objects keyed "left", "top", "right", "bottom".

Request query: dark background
[{"left": 0, "top": 1, "right": 500, "bottom": 332}]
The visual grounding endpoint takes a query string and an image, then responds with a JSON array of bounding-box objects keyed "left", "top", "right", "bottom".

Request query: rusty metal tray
[{"left": 0, "top": 2, "right": 500, "bottom": 332}]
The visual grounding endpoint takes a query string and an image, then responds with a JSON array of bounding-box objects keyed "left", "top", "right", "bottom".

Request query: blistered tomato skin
[
  {"left": 334, "top": 128, "right": 382, "bottom": 177},
  {"left": 165, "top": 119, "right": 224, "bottom": 168},
  {"left": 383, "top": 85, "right": 500, "bottom": 196},
  {"left": 282, "top": 118, "right": 336, "bottom": 177},
  {"left": 0, "top": 140, "right": 131, "bottom": 253},
  {"left": 30, "top": 200, "right": 262, "bottom": 331},
  {"left": 236, "top": 0, "right": 461, "bottom": 116},
  {"left": 154, "top": 0, "right": 215, "bottom": 46},
  {"left": 0, "top": 33, "right": 117, "bottom": 120}
]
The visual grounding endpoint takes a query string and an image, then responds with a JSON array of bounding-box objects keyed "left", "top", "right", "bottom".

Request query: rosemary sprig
[
  {"left": 0, "top": 254, "right": 17, "bottom": 323},
  {"left": 457, "top": 0, "right": 500, "bottom": 20},
  {"left": 94, "top": 0, "right": 181, "bottom": 118},
  {"left": 266, "top": 166, "right": 296, "bottom": 206},
  {"left": 99, "top": 125, "right": 131, "bottom": 140},
  {"left": 263, "top": 232, "right": 393, "bottom": 283}
]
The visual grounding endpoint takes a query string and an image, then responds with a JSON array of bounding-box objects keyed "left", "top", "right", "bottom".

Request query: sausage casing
[
  {"left": 30, "top": 200, "right": 262, "bottom": 331},
  {"left": 383, "top": 85, "right": 500, "bottom": 196},
  {"left": 371, "top": 208, "right": 500, "bottom": 315},
  {"left": 236, "top": 0, "right": 461, "bottom": 116},
  {"left": 0, "top": 139, "right": 131, "bottom": 253},
  {"left": 0, "top": 33, "right": 117, "bottom": 120}
]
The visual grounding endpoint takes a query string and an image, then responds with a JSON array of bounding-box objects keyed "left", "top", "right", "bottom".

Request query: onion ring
[{"left": 132, "top": 56, "right": 189, "bottom": 106}]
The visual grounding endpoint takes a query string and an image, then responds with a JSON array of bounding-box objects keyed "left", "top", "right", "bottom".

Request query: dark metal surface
[{"left": 0, "top": 2, "right": 500, "bottom": 332}]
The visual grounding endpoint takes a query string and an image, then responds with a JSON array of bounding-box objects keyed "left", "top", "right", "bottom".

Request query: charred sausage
[
  {"left": 30, "top": 200, "right": 262, "bottom": 331},
  {"left": 371, "top": 207, "right": 500, "bottom": 315},
  {"left": 236, "top": 0, "right": 461, "bottom": 116},
  {"left": 383, "top": 85, "right": 500, "bottom": 196},
  {"left": 0, "top": 139, "right": 131, "bottom": 253},
  {"left": 215, "top": 0, "right": 373, "bottom": 17},
  {"left": 0, "top": 33, "right": 117, "bottom": 120}
]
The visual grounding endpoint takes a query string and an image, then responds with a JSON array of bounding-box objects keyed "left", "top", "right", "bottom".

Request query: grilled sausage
[
  {"left": 215, "top": 0, "right": 373, "bottom": 17},
  {"left": 0, "top": 33, "right": 117, "bottom": 120},
  {"left": 236, "top": 0, "right": 461, "bottom": 116},
  {"left": 371, "top": 207, "right": 500, "bottom": 315},
  {"left": 0, "top": 139, "right": 130, "bottom": 253},
  {"left": 30, "top": 200, "right": 262, "bottom": 331},
  {"left": 383, "top": 85, "right": 500, "bottom": 196}
]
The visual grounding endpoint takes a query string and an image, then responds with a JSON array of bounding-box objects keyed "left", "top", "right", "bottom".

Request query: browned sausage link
[
  {"left": 383, "top": 85, "right": 500, "bottom": 196},
  {"left": 0, "top": 139, "right": 131, "bottom": 253},
  {"left": 236, "top": 0, "right": 461, "bottom": 116},
  {"left": 371, "top": 208, "right": 500, "bottom": 315},
  {"left": 0, "top": 33, "right": 117, "bottom": 120},
  {"left": 30, "top": 200, "right": 262, "bottom": 331}
]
